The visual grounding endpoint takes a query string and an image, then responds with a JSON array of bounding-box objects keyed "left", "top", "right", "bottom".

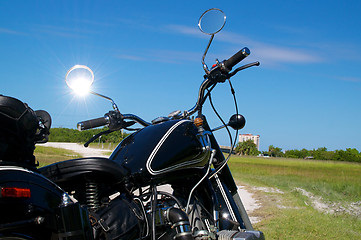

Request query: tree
[
  {"left": 268, "top": 145, "right": 284, "bottom": 157},
  {"left": 311, "top": 147, "right": 334, "bottom": 160},
  {"left": 235, "top": 140, "right": 259, "bottom": 156},
  {"left": 333, "top": 148, "right": 361, "bottom": 162}
]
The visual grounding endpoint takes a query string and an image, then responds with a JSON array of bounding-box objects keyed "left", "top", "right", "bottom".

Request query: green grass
[
  {"left": 228, "top": 155, "right": 361, "bottom": 239},
  {"left": 229, "top": 156, "right": 361, "bottom": 202},
  {"left": 34, "top": 146, "right": 81, "bottom": 167},
  {"left": 258, "top": 206, "right": 360, "bottom": 239}
]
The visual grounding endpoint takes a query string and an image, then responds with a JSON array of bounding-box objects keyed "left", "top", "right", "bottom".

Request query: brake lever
[
  {"left": 83, "top": 121, "right": 135, "bottom": 147},
  {"left": 229, "top": 61, "right": 260, "bottom": 77},
  {"left": 84, "top": 129, "right": 112, "bottom": 147}
]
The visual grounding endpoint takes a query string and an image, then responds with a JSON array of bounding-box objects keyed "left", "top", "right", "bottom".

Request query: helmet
[{"left": 0, "top": 95, "right": 51, "bottom": 166}]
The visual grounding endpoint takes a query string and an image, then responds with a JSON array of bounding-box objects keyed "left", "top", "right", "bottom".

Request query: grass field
[
  {"left": 228, "top": 155, "right": 361, "bottom": 239},
  {"left": 34, "top": 145, "right": 81, "bottom": 167}
]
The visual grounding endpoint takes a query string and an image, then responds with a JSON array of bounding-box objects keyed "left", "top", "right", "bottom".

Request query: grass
[
  {"left": 34, "top": 145, "right": 81, "bottom": 167},
  {"left": 257, "top": 205, "right": 360, "bottom": 239},
  {"left": 229, "top": 156, "right": 361, "bottom": 202},
  {"left": 228, "top": 155, "right": 361, "bottom": 239}
]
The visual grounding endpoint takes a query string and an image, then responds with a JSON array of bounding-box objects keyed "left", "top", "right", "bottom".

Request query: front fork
[
  {"left": 210, "top": 172, "right": 253, "bottom": 231},
  {"left": 198, "top": 115, "right": 253, "bottom": 231}
]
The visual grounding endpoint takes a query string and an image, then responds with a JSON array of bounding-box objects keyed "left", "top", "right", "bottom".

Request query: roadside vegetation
[
  {"left": 229, "top": 155, "right": 361, "bottom": 239},
  {"left": 236, "top": 139, "right": 361, "bottom": 163},
  {"left": 49, "top": 127, "right": 129, "bottom": 143}
]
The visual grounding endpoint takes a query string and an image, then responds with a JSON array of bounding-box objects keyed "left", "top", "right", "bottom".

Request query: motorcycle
[{"left": 1, "top": 8, "right": 264, "bottom": 240}]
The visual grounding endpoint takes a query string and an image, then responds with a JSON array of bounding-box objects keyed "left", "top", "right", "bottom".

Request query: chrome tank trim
[{"left": 146, "top": 120, "right": 207, "bottom": 175}]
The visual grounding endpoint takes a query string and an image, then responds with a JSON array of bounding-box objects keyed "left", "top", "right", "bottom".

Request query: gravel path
[
  {"left": 42, "top": 142, "right": 112, "bottom": 158},
  {"left": 41, "top": 142, "right": 260, "bottom": 223}
]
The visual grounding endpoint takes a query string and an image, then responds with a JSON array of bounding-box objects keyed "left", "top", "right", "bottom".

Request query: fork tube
[{"left": 152, "top": 185, "right": 157, "bottom": 240}]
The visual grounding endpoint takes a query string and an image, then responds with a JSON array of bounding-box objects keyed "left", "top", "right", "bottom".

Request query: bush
[
  {"left": 48, "top": 127, "right": 129, "bottom": 143},
  {"left": 283, "top": 147, "right": 361, "bottom": 163}
]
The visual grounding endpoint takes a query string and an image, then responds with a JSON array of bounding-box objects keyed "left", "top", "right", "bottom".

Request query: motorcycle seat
[{"left": 39, "top": 157, "right": 127, "bottom": 184}]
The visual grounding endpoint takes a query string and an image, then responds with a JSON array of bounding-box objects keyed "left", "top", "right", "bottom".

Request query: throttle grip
[
  {"left": 223, "top": 47, "right": 250, "bottom": 71},
  {"left": 77, "top": 116, "right": 109, "bottom": 131}
]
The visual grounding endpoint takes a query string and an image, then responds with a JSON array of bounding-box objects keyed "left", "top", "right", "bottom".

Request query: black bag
[
  {"left": 0, "top": 95, "right": 38, "bottom": 165},
  {"left": 90, "top": 196, "right": 145, "bottom": 240},
  {"left": 0, "top": 95, "right": 51, "bottom": 166}
]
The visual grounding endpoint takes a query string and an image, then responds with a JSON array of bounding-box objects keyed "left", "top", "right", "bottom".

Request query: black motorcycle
[{"left": 1, "top": 8, "right": 264, "bottom": 240}]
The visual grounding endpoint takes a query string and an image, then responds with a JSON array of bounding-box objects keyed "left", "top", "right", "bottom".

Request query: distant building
[{"left": 239, "top": 134, "right": 260, "bottom": 150}]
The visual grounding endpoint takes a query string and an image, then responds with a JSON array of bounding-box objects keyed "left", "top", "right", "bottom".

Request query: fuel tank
[{"left": 110, "top": 119, "right": 210, "bottom": 185}]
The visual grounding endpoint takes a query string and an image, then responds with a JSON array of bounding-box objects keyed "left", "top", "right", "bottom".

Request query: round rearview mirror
[
  {"left": 65, "top": 65, "right": 94, "bottom": 96},
  {"left": 198, "top": 8, "right": 226, "bottom": 35}
]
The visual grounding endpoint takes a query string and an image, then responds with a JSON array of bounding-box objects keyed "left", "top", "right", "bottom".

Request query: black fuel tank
[{"left": 110, "top": 120, "right": 210, "bottom": 185}]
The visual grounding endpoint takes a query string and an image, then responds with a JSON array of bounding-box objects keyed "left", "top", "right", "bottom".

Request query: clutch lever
[{"left": 229, "top": 61, "right": 260, "bottom": 77}]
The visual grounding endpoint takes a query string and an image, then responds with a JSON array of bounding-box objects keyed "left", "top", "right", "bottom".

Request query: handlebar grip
[
  {"left": 77, "top": 116, "right": 109, "bottom": 131},
  {"left": 223, "top": 47, "right": 250, "bottom": 71}
]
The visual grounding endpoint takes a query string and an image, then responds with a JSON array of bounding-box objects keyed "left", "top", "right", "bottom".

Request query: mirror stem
[
  {"left": 211, "top": 124, "right": 226, "bottom": 132},
  {"left": 90, "top": 91, "right": 120, "bottom": 112},
  {"left": 202, "top": 34, "right": 215, "bottom": 74}
]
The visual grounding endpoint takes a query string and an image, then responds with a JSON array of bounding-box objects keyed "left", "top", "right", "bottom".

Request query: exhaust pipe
[{"left": 166, "top": 207, "right": 193, "bottom": 240}]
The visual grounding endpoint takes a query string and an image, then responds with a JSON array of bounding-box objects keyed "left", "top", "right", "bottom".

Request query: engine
[{"left": 135, "top": 185, "right": 218, "bottom": 240}]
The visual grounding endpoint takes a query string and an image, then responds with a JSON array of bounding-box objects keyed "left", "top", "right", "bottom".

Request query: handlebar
[
  {"left": 122, "top": 114, "right": 151, "bottom": 127},
  {"left": 187, "top": 47, "right": 253, "bottom": 116},
  {"left": 77, "top": 116, "right": 109, "bottom": 131},
  {"left": 77, "top": 113, "right": 150, "bottom": 132},
  {"left": 223, "top": 47, "right": 250, "bottom": 71}
]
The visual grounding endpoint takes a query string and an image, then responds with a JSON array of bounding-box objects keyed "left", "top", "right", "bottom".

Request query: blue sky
[{"left": 1, "top": 1, "right": 360, "bottom": 151}]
